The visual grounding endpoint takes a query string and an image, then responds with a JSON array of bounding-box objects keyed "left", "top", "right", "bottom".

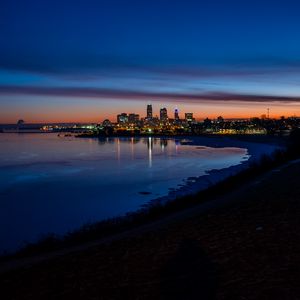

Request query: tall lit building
[
  {"left": 128, "top": 113, "right": 139, "bottom": 124},
  {"left": 174, "top": 108, "right": 179, "bottom": 120},
  {"left": 160, "top": 107, "right": 168, "bottom": 122},
  {"left": 147, "top": 104, "right": 153, "bottom": 119},
  {"left": 185, "top": 113, "right": 194, "bottom": 122}
]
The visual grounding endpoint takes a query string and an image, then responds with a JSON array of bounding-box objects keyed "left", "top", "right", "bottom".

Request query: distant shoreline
[
  {"left": 139, "top": 135, "right": 281, "bottom": 208},
  {"left": 0, "top": 129, "right": 287, "bottom": 145}
]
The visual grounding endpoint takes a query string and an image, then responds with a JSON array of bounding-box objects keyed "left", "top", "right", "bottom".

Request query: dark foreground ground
[{"left": 1, "top": 161, "right": 300, "bottom": 299}]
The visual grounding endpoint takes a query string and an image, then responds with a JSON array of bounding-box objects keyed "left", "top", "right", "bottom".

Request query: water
[{"left": 0, "top": 134, "right": 250, "bottom": 252}]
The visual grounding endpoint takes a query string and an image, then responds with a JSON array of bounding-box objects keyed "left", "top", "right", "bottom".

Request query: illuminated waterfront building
[
  {"left": 174, "top": 108, "right": 179, "bottom": 120},
  {"left": 117, "top": 113, "right": 128, "bottom": 124},
  {"left": 147, "top": 104, "right": 153, "bottom": 119},
  {"left": 128, "top": 114, "right": 140, "bottom": 124},
  {"left": 185, "top": 113, "right": 194, "bottom": 122},
  {"left": 160, "top": 107, "right": 168, "bottom": 122}
]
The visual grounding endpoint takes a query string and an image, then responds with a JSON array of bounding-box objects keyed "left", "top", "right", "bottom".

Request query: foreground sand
[{"left": 1, "top": 161, "right": 300, "bottom": 299}]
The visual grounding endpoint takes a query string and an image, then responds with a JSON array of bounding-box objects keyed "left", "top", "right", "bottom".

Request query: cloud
[
  {"left": 0, "top": 85, "right": 299, "bottom": 103},
  {"left": 1, "top": 52, "right": 300, "bottom": 80}
]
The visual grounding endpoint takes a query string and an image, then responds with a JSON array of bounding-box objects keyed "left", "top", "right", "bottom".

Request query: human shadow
[{"left": 160, "top": 238, "right": 218, "bottom": 300}]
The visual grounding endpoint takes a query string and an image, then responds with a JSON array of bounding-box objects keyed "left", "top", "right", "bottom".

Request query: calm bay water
[{"left": 0, "top": 133, "right": 250, "bottom": 252}]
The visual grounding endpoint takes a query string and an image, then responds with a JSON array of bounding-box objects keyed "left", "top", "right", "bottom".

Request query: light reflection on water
[{"left": 0, "top": 134, "right": 249, "bottom": 252}]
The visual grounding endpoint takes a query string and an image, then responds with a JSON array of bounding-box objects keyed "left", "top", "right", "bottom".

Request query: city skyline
[
  {"left": 0, "top": 101, "right": 297, "bottom": 124},
  {"left": 0, "top": 95, "right": 299, "bottom": 123},
  {"left": 1, "top": 0, "right": 300, "bottom": 123}
]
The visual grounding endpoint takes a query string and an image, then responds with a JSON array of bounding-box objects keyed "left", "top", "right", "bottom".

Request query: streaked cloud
[
  {"left": 0, "top": 85, "right": 299, "bottom": 104},
  {"left": 1, "top": 52, "right": 300, "bottom": 79}
]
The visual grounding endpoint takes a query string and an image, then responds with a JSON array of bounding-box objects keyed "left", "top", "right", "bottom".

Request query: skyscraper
[
  {"left": 160, "top": 107, "right": 168, "bottom": 122},
  {"left": 174, "top": 108, "right": 179, "bottom": 120},
  {"left": 128, "top": 113, "right": 140, "bottom": 124},
  {"left": 147, "top": 104, "right": 153, "bottom": 119}
]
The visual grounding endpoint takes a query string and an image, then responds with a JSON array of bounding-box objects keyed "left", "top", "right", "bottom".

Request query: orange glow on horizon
[
  {"left": 1, "top": 98, "right": 300, "bottom": 124},
  {"left": 1, "top": 111, "right": 299, "bottom": 124}
]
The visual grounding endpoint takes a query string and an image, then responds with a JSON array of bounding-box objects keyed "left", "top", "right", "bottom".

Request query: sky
[{"left": 1, "top": 0, "right": 300, "bottom": 123}]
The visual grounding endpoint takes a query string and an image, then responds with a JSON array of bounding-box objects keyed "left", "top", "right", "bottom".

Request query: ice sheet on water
[{"left": 0, "top": 134, "right": 279, "bottom": 252}]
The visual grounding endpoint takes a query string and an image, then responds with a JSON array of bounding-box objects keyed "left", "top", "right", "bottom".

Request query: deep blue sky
[{"left": 1, "top": 0, "right": 300, "bottom": 122}]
